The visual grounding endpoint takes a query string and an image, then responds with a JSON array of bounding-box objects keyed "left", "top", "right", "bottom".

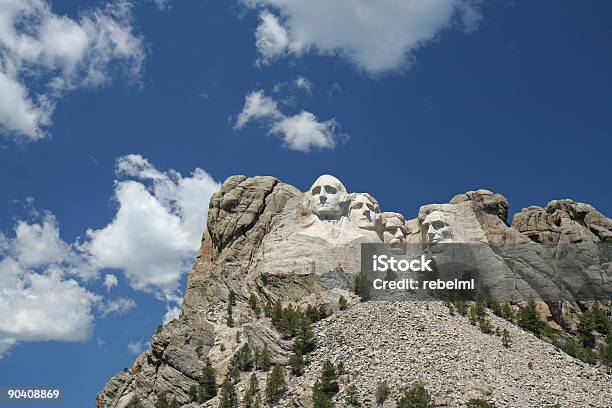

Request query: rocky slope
[
  {"left": 281, "top": 301, "right": 612, "bottom": 407},
  {"left": 97, "top": 175, "right": 612, "bottom": 408}
]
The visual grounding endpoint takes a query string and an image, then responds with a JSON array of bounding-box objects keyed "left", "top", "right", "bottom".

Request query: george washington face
[{"left": 309, "top": 175, "right": 348, "bottom": 219}]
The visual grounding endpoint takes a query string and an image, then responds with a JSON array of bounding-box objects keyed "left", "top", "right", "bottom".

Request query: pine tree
[
  {"left": 318, "top": 359, "right": 339, "bottom": 397},
  {"left": 229, "top": 290, "right": 237, "bottom": 306},
  {"left": 243, "top": 373, "right": 260, "bottom": 408},
  {"left": 154, "top": 392, "right": 169, "bottom": 408},
  {"left": 265, "top": 364, "right": 287, "bottom": 404},
  {"left": 318, "top": 304, "right": 329, "bottom": 320},
  {"left": 235, "top": 343, "right": 253, "bottom": 371},
  {"left": 264, "top": 302, "right": 273, "bottom": 317},
  {"left": 344, "top": 383, "right": 359, "bottom": 406},
  {"left": 469, "top": 305, "right": 478, "bottom": 325},
  {"left": 467, "top": 398, "right": 497, "bottom": 407},
  {"left": 353, "top": 274, "right": 367, "bottom": 301},
  {"left": 126, "top": 394, "right": 144, "bottom": 408},
  {"left": 219, "top": 378, "right": 238, "bottom": 408},
  {"left": 501, "top": 328, "right": 512, "bottom": 348},
  {"left": 375, "top": 381, "right": 390, "bottom": 406},
  {"left": 599, "top": 335, "right": 612, "bottom": 367},
  {"left": 502, "top": 303, "right": 514, "bottom": 320},
  {"left": 306, "top": 304, "right": 319, "bottom": 323},
  {"left": 336, "top": 361, "right": 345, "bottom": 376},
  {"left": 489, "top": 299, "right": 503, "bottom": 317},
  {"left": 198, "top": 357, "right": 217, "bottom": 402},
  {"left": 253, "top": 393, "right": 262, "bottom": 408},
  {"left": 339, "top": 295, "right": 348, "bottom": 310},
  {"left": 479, "top": 319, "right": 493, "bottom": 334},
  {"left": 397, "top": 383, "right": 433, "bottom": 408},
  {"left": 517, "top": 299, "right": 544, "bottom": 335},
  {"left": 293, "top": 321, "right": 316, "bottom": 355},
  {"left": 169, "top": 398, "right": 180, "bottom": 408},
  {"left": 188, "top": 385, "right": 198, "bottom": 402},
  {"left": 227, "top": 302, "right": 235, "bottom": 328},
  {"left": 474, "top": 298, "right": 486, "bottom": 319},
  {"left": 254, "top": 346, "right": 271, "bottom": 371},
  {"left": 248, "top": 293, "right": 258, "bottom": 310},
  {"left": 454, "top": 300, "right": 468, "bottom": 316},
  {"left": 289, "top": 352, "right": 305, "bottom": 376},
  {"left": 312, "top": 380, "right": 334, "bottom": 408}
]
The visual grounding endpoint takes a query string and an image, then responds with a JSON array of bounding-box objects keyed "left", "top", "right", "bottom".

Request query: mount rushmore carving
[{"left": 97, "top": 174, "right": 611, "bottom": 408}]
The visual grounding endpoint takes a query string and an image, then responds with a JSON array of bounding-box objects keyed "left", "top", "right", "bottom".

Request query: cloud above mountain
[
  {"left": 0, "top": 0, "right": 145, "bottom": 140},
  {"left": 245, "top": 0, "right": 481, "bottom": 75}
]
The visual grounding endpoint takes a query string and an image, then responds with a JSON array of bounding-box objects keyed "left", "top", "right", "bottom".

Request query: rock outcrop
[{"left": 97, "top": 176, "right": 612, "bottom": 408}]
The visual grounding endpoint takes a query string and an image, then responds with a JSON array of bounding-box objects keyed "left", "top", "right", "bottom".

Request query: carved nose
[{"left": 319, "top": 195, "right": 327, "bottom": 203}]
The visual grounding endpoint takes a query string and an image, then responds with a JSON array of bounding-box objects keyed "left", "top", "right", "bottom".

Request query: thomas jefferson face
[
  {"left": 309, "top": 175, "right": 348, "bottom": 219},
  {"left": 348, "top": 194, "right": 380, "bottom": 230}
]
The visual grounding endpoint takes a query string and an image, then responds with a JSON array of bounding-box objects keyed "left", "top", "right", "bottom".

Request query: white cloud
[
  {"left": 0, "top": 72, "right": 53, "bottom": 139},
  {"left": 0, "top": 262, "right": 100, "bottom": 358},
  {"left": 0, "top": 155, "right": 221, "bottom": 356},
  {"left": 245, "top": 0, "right": 482, "bottom": 74},
  {"left": 271, "top": 111, "right": 337, "bottom": 151},
  {"left": 103, "top": 273, "right": 118, "bottom": 291},
  {"left": 0, "top": 214, "right": 100, "bottom": 357},
  {"left": 0, "top": 0, "right": 145, "bottom": 140},
  {"left": 255, "top": 11, "right": 290, "bottom": 65},
  {"left": 163, "top": 305, "right": 181, "bottom": 324},
  {"left": 294, "top": 76, "right": 313, "bottom": 93},
  {"left": 84, "top": 154, "right": 220, "bottom": 302},
  {"left": 99, "top": 297, "right": 136, "bottom": 317},
  {"left": 234, "top": 90, "right": 283, "bottom": 129},
  {"left": 12, "top": 214, "right": 68, "bottom": 268},
  {"left": 234, "top": 90, "right": 340, "bottom": 152},
  {"left": 127, "top": 339, "right": 147, "bottom": 354}
]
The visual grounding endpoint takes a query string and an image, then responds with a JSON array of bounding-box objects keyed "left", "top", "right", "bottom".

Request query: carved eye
[
  {"left": 432, "top": 221, "right": 445, "bottom": 230},
  {"left": 351, "top": 202, "right": 363, "bottom": 210},
  {"left": 366, "top": 203, "right": 375, "bottom": 212},
  {"left": 324, "top": 185, "right": 337, "bottom": 194},
  {"left": 312, "top": 186, "right": 321, "bottom": 195}
]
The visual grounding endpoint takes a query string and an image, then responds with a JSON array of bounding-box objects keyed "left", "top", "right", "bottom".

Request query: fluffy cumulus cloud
[
  {"left": 84, "top": 154, "right": 220, "bottom": 302},
  {"left": 0, "top": 0, "right": 145, "bottom": 140},
  {"left": 0, "top": 215, "right": 100, "bottom": 357},
  {"left": 245, "top": 0, "right": 482, "bottom": 74},
  {"left": 234, "top": 90, "right": 338, "bottom": 152},
  {"left": 0, "top": 156, "right": 220, "bottom": 356}
]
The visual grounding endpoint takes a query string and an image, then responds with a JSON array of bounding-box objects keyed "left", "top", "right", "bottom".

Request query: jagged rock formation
[{"left": 97, "top": 177, "right": 612, "bottom": 408}]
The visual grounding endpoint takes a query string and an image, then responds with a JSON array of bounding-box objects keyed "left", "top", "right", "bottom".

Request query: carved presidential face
[
  {"left": 309, "top": 175, "right": 348, "bottom": 219},
  {"left": 348, "top": 194, "right": 380, "bottom": 230},
  {"left": 422, "top": 211, "right": 453, "bottom": 246},
  {"left": 382, "top": 214, "right": 407, "bottom": 247}
]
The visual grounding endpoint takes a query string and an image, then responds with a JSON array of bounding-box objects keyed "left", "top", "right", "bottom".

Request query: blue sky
[{"left": 0, "top": 0, "right": 611, "bottom": 406}]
